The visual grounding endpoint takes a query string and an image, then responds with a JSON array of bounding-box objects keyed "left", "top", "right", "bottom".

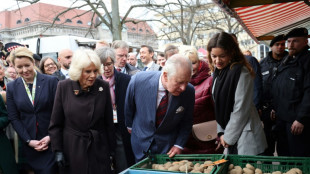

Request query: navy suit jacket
[
  {"left": 246, "top": 55, "right": 263, "bottom": 109},
  {"left": 125, "top": 71, "right": 194, "bottom": 161},
  {"left": 52, "top": 69, "right": 66, "bottom": 80},
  {"left": 7, "top": 73, "right": 58, "bottom": 169}
]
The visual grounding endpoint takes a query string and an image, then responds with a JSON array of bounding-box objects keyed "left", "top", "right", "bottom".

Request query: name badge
[
  {"left": 262, "top": 71, "right": 269, "bottom": 76},
  {"left": 113, "top": 109, "right": 118, "bottom": 123}
]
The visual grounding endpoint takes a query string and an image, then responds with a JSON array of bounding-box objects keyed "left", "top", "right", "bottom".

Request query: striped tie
[{"left": 156, "top": 90, "right": 168, "bottom": 128}]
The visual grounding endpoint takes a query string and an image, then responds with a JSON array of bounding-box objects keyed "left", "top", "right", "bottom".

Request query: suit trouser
[
  {"left": 263, "top": 121, "right": 276, "bottom": 156},
  {"left": 34, "top": 164, "right": 57, "bottom": 174},
  {"left": 276, "top": 120, "right": 310, "bottom": 157},
  {"left": 114, "top": 127, "right": 128, "bottom": 173}
]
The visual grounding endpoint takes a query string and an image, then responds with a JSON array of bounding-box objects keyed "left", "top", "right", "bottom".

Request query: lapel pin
[
  {"left": 99, "top": 87, "right": 103, "bottom": 91},
  {"left": 176, "top": 106, "right": 184, "bottom": 114},
  {"left": 74, "top": 90, "right": 79, "bottom": 95}
]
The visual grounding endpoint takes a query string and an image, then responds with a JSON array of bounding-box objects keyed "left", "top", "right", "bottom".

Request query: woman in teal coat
[{"left": 0, "top": 95, "right": 18, "bottom": 174}]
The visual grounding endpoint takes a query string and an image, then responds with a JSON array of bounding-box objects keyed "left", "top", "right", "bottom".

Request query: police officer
[
  {"left": 272, "top": 28, "right": 310, "bottom": 157},
  {"left": 259, "top": 34, "right": 287, "bottom": 156}
]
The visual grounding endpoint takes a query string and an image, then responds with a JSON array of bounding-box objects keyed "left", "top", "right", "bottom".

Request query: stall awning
[{"left": 212, "top": 0, "right": 310, "bottom": 42}]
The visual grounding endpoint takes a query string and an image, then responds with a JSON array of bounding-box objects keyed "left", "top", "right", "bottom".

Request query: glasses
[
  {"left": 103, "top": 62, "right": 114, "bottom": 67},
  {"left": 44, "top": 63, "right": 56, "bottom": 68}
]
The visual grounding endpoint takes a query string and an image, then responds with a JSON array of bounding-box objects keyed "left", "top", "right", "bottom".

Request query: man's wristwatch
[{"left": 26, "top": 139, "right": 31, "bottom": 144}]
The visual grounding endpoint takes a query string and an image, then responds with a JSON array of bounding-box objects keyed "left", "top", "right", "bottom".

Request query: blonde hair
[
  {"left": 68, "top": 49, "right": 102, "bottom": 81},
  {"left": 182, "top": 47, "right": 199, "bottom": 62},
  {"left": 9, "top": 47, "right": 34, "bottom": 65}
]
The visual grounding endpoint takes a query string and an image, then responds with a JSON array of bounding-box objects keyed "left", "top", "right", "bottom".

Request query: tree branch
[{"left": 85, "top": 1, "right": 111, "bottom": 31}]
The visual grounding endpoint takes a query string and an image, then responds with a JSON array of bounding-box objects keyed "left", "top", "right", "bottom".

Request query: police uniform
[
  {"left": 271, "top": 28, "right": 310, "bottom": 157},
  {"left": 260, "top": 50, "right": 288, "bottom": 156}
]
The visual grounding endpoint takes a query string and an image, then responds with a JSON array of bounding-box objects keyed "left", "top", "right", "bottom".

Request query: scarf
[
  {"left": 212, "top": 63, "right": 243, "bottom": 129},
  {"left": 102, "top": 75, "right": 115, "bottom": 106},
  {"left": 190, "top": 60, "right": 211, "bottom": 86}
]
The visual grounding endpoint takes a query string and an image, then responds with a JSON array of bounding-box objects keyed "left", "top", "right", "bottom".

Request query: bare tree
[
  {"left": 15, "top": 0, "right": 174, "bottom": 41},
  {"left": 146, "top": 0, "right": 242, "bottom": 45},
  {"left": 146, "top": 0, "right": 206, "bottom": 45}
]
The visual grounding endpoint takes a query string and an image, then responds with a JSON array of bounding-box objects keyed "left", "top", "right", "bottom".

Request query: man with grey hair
[
  {"left": 52, "top": 49, "right": 73, "bottom": 80},
  {"left": 127, "top": 52, "right": 139, "bottom": 68},
  {"left": 95, "top": 47, "right": 135, "bottom": 172},
  {"left": 164, "top": 44, "right": 179, "bottom": 59},
  {"left": 111, "top": 40, "right": 139, "bottom": 76},
  {"left": 125, "top": 54, "right": 195, "bottom": 161}
]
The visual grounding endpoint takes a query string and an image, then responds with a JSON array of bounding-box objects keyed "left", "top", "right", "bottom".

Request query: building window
[
  {"left": 88, "top": 22, "right": 92, "bottom": 26},
  {"left": 146, "top": 29, "right": 149, "bottom": 33},
  {"left": 139, "top": 29, "right": 143, "bottom": 32},
  {"left": 77, "top": 20, "right": 83, "bottom": 24},
  {"left": 132, "top": 27, "right": 136, "bottom": 31},
  {"left": 65, "top": 19, "right": 72, "bottom": 23},
  {"left": 16, "top": 20, "right": 22, "bottom": 24},
  {"left": 54, "top": 17, "right": 60, "bottom": 21},
  {"left": 24, "top": 18, "right": 30, "bottom": 22}
]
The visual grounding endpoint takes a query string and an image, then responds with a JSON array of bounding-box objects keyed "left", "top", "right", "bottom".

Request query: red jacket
[{"left": 183, "top": 61, "right": 222, "bottom": 154}]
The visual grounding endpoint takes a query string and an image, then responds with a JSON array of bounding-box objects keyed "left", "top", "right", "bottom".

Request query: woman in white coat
[{"left": 207, "top": 32, "right": 267, "bottom": 155}]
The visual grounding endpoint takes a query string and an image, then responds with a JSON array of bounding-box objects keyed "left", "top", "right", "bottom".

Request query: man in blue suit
[{"left": 125, "top": 54, "right": 195, "bottom": 161}]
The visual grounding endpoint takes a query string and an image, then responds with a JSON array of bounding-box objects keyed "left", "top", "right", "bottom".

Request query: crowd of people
[{"left": 0, "top": 27, "right": 308, "bottom": 174}]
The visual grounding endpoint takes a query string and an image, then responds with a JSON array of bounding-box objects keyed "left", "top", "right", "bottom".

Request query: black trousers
[
  {"left": 275, "top": 120, "right": 310, "bottom": 157},
  {"left": 261, "top": 108, "right": 276, "bottom": 156},
  {"left": 34, "top": 164, "right": 57, "bottom": 174}
]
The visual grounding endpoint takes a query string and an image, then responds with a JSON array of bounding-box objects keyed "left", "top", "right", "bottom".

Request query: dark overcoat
[
  {"left": 7, "top": 73, "right": 58, "bottom": 170},
  {"left": 0, "top": 96, "right": 18, "bottom": 174},
  {"left": 49, "top": 78, "right": 116, "bottom": 174}
]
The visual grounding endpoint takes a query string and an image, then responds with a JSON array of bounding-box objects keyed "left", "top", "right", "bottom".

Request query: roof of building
[
  {"left": 0, "top": 2, "right": 96, "bottom": 30},
  {"left": 124, "top": 17, "right": 155, "bottom": 35}
]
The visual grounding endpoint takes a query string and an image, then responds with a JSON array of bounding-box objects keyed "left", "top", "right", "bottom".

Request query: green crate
[
  {"left": 130, "top": 154, "right": 226, "bottom": 174},
  {"left": 215, "top": 155, "right": 310, "bottom": 174}
]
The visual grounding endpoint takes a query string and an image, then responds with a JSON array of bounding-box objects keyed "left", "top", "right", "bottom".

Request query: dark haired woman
[{"left": 207, "top": 32, "right": 267, "bottom": 155}]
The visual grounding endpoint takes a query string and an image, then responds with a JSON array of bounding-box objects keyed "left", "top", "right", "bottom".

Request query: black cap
[
  {"left": 4, "top": 42, "right": 24, "bottom": 53},
  {"left": 270, "top": 34, "right": 286, "bottom": 47},
  {"left": 33, "top": 54, "right": 41, "bottom": 61},
  {"left": 285, "top": 28, "right": 308, "bottom": 39}
]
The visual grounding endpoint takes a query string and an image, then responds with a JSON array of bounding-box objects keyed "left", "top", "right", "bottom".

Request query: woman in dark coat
[
  {"left": 182, "top": 48, "right": 221, "bottom": 154},
  {"left": 0, "top": 95, "right": 18, "bottom": 174},
  {"left": 7, "top": 47, "right": 58, "bottom": 174},
  {"left": 49, "top": 49, "right": 116, "bottom": 174}
]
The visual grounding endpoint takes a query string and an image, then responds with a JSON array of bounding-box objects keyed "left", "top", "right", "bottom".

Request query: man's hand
[
  {"left": 127, "top": 128, "right": 132, "bottom": 134},
  {"left": 167, "top": 146, "right": 182, "bottom": 158},
  {"left": 291, "top": 120, "right": 304, "bottom": 135},
  {"left": 270, "top": 110, "right": 276, "bottom": 121},
  {"left": 258, "top": 109, "right": 262, "bottom": 118}
]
